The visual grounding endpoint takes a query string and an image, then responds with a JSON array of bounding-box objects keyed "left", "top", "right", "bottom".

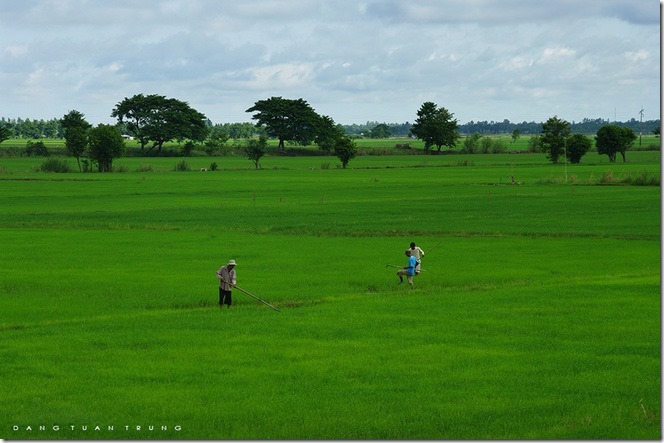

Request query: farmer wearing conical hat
[{"left": 216, "top": 259, "right": 237, "bottom": 309}]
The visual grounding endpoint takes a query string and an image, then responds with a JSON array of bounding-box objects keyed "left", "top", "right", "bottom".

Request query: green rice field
[{"left": 0, "top": 151, "right": 660, "bottom": 439}]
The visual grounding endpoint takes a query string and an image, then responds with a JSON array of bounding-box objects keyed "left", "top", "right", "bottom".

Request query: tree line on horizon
[
  {"left": 1, "top": 115, "right": 659, "bottom": 140},
  {"left": 0, "top": 95, "right": 361, "bottom": 171},
  {"left": 0, "top": 93, "right": 658, "bottom": 172}
]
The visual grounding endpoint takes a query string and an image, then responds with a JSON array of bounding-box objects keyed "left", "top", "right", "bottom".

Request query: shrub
[
  {"left": 112, "top": 164, "right": 129, "bottom": 173},
  {"left": 491, "top": 138, "right": 507, "bottom": 154},
  {"left": 138, "top": 163, "right": 154, "bottom": 172},
  {"left": 528, "top": 136, "right": 543, "bottom": 153},
  {"left": 630, "top": 171, "right": 660, "bottom": 186},
  {"left": 598, "top": 171, "right": 659, "bottom": 186},
  {"left": 40, "top": 158, "right": 71, "bottom": 173},
  {"left": 26, "top": 140, "right": 50, "bottom": 157},
  {"left": 174, "top": 160, "right": 190, "bottom": 171},
  {"left": 599, "top": 172, "right": 618, "bottom": 184},
  {"left": 619, "top": 170, "right": 660, "bottom": 186},
  {"left": 462, "top": 133, "right": 482, "bottom": 154},
  {"left": 479, "top": 137, "right": 494, "bottom": 154},
  {"left": 210, "top": 162, "right": 218, "bottom": 171}
]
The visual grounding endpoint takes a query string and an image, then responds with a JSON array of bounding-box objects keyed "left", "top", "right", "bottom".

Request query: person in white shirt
[
  {"left": 216, "top": 259, "right": 237, "bottom": 309},
  {"left": 408, "top": 242, "right": 425, "bottom": 275}
]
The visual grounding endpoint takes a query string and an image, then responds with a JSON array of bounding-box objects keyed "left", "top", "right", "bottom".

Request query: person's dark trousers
[{"left": 219, "top": 288, "right": 232, "bottom": 307}]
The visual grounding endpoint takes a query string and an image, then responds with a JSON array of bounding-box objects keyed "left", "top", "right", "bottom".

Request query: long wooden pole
[
  {"left": 385, "top": 264, "right": 427, "bottom": 272},
  {"left": 426, "top": 242, "right": 442, "bottom": 256},
  {"left": 221, "top": 279, "right": 280, "bottom": 312}
]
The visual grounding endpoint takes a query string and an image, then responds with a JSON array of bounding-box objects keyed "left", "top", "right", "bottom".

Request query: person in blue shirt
[{"left": 397, "top": 249, "right": 418, "bottom": 286}]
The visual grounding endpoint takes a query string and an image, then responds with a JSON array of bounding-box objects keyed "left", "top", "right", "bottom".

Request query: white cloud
[
  {"left": 26, "top": 67, "right": 47, "bottom": 86},
  {"left": 3, "top": 44, "right": 29, "bottom": 57},
  {"left": 0, "top": 0, "right": 659, "bottom": 124},
  {"left": 246, "top": 63, "right": 315, "bottom": 90},
  {"left": 541, "top": 47, "right": 577, "bottom": 60},
  {"left": 624, "top": 49, "right": 649, "bottom": 62},
  {"left": 498, "top": 56, "right": 534, "bottom": 71}
]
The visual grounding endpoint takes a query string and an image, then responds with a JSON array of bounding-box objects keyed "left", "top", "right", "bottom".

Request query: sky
[{"left": 0, "top": 0, "right": 660, "bottom": 126}]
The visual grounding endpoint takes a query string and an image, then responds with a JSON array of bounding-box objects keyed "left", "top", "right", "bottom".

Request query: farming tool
[
  {"left": 385, "top": 241, "right": 441, "bottom": 272},
  {"left": 221, "top": 279, "right": 280, "bottom": 312},
  {"left": 385, "top": 264, "right": 427, "bottom": 272},
  {"left": 426, "top": 241, "right": 442, "bottom": 256}
]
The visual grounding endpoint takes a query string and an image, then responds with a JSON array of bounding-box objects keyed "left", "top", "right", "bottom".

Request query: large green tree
[
  {"left": 110, "top": 94, "right": 154, "bottom": 149},
  {"left": 112, "top": 94, "right": 208, "bottom": 153},
  {"left": 60, "top": 110, "right": 91, "bottom": 172},
  {"left": 595, "top": 125, "right": 636, "bottom": 163},
  {"left": 246, "top": 97, "right": 321, "bottom": 149},
  {"left": 87, "top": 124, "right": 125, "bottom": 172},
  {"left": 334, "top": 136, "right": 357, "bottom": 169},
  {"left": 310, "top": 114, "right": 356, "bottom": 168},
  {"left": 410, "top": 102, "right": 459, "bottom": 153},
  {"left": 565, "top": 133, "right": 592, "bottom": 164},
  {"left": 315, "top": 115, "right": 345, "bottom": 152},
  {"left": 540, "top": 116, "right": 571, "bottom": 164}
]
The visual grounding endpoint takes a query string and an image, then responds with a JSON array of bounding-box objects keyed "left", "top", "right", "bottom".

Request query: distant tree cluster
[
  {"left": 61, "top": 110, "right": 125, "bottom": 172},
  {"left": 57, "top": 95, "right": 212, "bottom": 172},
  {"left": 111, "top": 94, "right": 208, "bottom": 153},
  {"left": 461, "top": 133, "right": 508, "bottom": 154},
  {"left": 595, "top": 125, "right": 637, "bottom": 162},
  {"left": 214, "top": 122, "right": 265, "bottom": 139},
  {"left": 0, "top": 117, "right": 62, "bottom": 138},
  {"left": 339, "top": 117, "right": 661, "bottom": 139},
  {"left": 246, "top": 96, "right": 356, "bottom": 168},
  {"left": 459, "top": 118, "right": 660, "bottom": 136},
  {"left": 462, "top": 119, "right": 541, "bottom": 135},
  {"left": 536, "top": 116, "right": 635, "bottom": 164},
  {"left": 0, "top": 94, "right": 658, "bottom": 171},
  {"left": 344, "top": 121, "right": 412, "bottom": 137},
  {"left": 1, "top": 113, "right": 659, "bottom": 143}
]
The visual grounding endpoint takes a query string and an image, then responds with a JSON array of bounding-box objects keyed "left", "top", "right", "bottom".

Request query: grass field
[{"left": 0, "top": 152, "right": 660, "bottom": 439}]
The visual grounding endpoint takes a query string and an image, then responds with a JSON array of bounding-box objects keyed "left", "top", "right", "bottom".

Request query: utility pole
[{"left": 639, "top": 107, "right": 644, "bottom": 146}]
